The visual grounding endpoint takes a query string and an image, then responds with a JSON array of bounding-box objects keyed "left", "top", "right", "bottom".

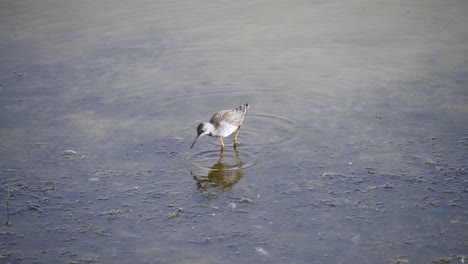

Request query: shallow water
[{"left": 1, "top": 0, "right": 467, "bottom": 263}]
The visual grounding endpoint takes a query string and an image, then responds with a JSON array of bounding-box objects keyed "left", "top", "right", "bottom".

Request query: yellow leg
[
  {"left": 220, "top": 137, "right": 225, "bottom": 153},
  {"left": 233, "top": 124, "right": 242, "bottom": 146}
]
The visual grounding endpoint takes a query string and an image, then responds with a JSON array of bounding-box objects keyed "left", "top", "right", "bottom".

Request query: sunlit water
[{"left": 1, "top": 0, "right": 467, "bottom": 263}]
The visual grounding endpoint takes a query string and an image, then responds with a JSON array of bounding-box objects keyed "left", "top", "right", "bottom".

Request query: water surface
[{"left": 1, "top": 0, "right": 467, "bottom": 263}]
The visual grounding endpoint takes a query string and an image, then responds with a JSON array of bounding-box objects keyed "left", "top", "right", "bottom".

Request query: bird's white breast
[{"left": 213, "top": 122, "right": 238, "bottom": 137}]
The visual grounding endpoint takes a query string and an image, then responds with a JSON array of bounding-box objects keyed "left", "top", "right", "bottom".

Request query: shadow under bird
[{"left": 191, "top": 103, "right": 249, "bottom": 153}]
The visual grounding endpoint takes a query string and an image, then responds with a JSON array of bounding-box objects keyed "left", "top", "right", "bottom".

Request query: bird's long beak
[{"left": 191, "top": 135, "right": 200, "bottom": 149}]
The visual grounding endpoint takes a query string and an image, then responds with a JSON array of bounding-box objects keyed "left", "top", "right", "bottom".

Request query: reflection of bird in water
[
  {"left": 193, "top": 148, "right": 244, "bottom": 192},
  {"left": 191, "top": 103, "right": 249, "bottom": 153}
]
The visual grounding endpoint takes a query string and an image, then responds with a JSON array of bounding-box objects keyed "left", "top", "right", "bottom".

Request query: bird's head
[{"left": 191, "top": 122, "right": 214, "bottom": 149}]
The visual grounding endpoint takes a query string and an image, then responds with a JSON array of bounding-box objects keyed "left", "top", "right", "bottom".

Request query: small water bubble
[
  {"left": 254, "top": 247, "right": 269, "bottom": 256},
  {"left": 352, "top": 234, "right": 360, "bottom": 244},
  {"left": 240, "top": 198, "right": 252, "bottom": 203},
  {"left": 64, "top": 149, "right": 77, "bottom": 155}
]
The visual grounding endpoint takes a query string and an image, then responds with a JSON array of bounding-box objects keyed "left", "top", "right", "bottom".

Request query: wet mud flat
[
  {"left": 1, "top": 137, "right": 467, "bottom": 263},
  {"left": 1, "top": 0, "right": 468, "bottom": 263}
]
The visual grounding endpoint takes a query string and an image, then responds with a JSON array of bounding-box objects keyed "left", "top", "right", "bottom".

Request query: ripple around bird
[
  {"left": 186, "top": 112, "right": 302, "bottom": 170},
  {"left": 187, "top": 149, "right": 257, "bottom": 171},
  {"left": 169, "top": 88, "right": 306, "bottom": 170},
  {"left": 203, "top": 113, "right": 301, "bottom": 148}
]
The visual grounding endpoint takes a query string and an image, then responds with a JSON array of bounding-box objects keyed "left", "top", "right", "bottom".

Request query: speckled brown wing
[{"left": 210, "top": 104, "right": 249, "bottom": 127}]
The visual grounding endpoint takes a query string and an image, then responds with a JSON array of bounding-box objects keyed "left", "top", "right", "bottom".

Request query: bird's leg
[
  {"left": 233, "top": 124, "right": 242, "bottom": 146},
  {"left": 234, "top": 144, "right": 240, "bottom": 160},
  {"left": 219, "top": 137, "right": 225, "bottom": 153}
]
